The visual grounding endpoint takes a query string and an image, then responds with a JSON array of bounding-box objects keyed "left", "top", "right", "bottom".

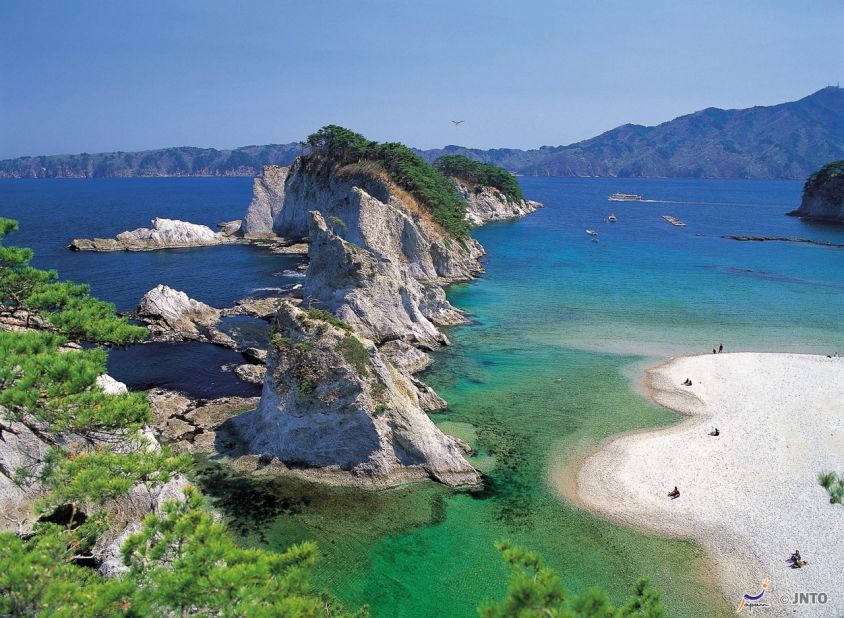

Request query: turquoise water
[{"left": 4, "top": 177, "right": 844, "bottom": 616}]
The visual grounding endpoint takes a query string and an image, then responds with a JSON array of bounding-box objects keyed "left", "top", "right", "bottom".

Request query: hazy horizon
[{"left": 1, "top": 1, "right": 842, "bottom": 159}]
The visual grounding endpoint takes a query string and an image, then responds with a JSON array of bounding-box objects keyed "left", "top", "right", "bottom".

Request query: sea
[{"left": 3, "top": 176, "right": 843, "bottom": 617}]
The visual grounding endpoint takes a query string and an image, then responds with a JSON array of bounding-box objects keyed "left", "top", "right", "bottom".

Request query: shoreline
[{"left": 557, "top": 352, "right": 844, "bottom": 616}]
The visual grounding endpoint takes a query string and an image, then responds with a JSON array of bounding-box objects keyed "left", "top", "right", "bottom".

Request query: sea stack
[
  {"left": 788, "top": 160, "right": 844, "bottom": 222},
  {"left": 231, "top": 128, "right": 542, "bottom": 487}
]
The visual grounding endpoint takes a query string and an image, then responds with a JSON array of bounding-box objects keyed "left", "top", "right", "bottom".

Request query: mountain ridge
[{"left": 3, "top": 87, "right": 842, "bottom": 180}]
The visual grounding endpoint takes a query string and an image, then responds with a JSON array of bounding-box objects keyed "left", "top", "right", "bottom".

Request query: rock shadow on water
[{"left": 107, "top": 341, "right": 262, "bottom": 399}]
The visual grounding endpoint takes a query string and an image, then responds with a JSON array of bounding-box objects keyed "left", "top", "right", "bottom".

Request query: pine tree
[{"left": 479, "top": 541, "right": 663, "bottom": 618}]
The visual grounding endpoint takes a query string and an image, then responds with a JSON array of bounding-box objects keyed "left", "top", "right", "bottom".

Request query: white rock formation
[
  {"left": 243, "top": 165, "right": 290, "bottom": 238},
  {"left": 454, "top": 179, "right": 544, "bottom": 225},
  {"left": 69, "top": 217, "right": 240, "bottom": 251},
  {"left": 136, "top": 284, "right": 235, "bottom": 346},
  {"left": 233, "top": 158, "right": 542, "bottom": 487},
  {"left": 229, "top": 303, "right": 479, "bottom": 487},
  {"left": 242, "top": 160, "right": 485, "bottom": 348},
  {"left": 96, "top": 373, "right": 128, "bottom": 395}
]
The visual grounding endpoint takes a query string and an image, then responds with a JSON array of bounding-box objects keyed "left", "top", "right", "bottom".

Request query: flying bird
[{"left": 450, "top": 120, "right": 464, "bottom": 126}]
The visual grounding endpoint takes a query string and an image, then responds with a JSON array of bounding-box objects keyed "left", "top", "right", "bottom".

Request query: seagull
[{"left": 450, "top": 120, "right": 464, "bottom": 126}]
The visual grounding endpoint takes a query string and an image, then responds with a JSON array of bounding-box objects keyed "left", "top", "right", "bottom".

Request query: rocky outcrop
[
  {"left": 454, "top": 179, "right": 543, "bottom": 225},
  {"left": 148, "top": 389, "right": 259, "bottom": 454},
  {"left": 136, "top": 284, "right": 236, "bottom": 347},
  {"left": 788, "top": 160, "right": 844, "bottom": 222},
  {"left": 69, "top": 218, "right": 241, "bottom": 251},
  {"left": 243, "top": 159, "right": 484, "bottom": 348},
  {"left": 227, "top": 303, "right": 479, "bottom": 487},
  {"left": 379, "top": 340, "right": 432, "bottom": 374},
  {"left": 243, "top": 165, "right": 291, "bottom": 238},
  {"left": 305, "top": 211, "right": 467, "bottom": 348},
  {"left": 233, "top": 157, "right": 541, "bottom": 488},
  {"left": 235, "top": 363, "right": 266, "bottom": 384}
]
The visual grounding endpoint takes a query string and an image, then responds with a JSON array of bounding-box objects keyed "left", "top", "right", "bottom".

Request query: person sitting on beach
[
  {"left": 667, "top": 486, "right": 680, "bottom": 499},
  {"left": 709, "top": 427, "right": 719, "bottom": 436}
]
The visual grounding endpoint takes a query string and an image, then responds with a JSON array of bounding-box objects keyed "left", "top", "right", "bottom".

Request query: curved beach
[{"left": 573, "top": 353, "right": 844, "bottom": 615}]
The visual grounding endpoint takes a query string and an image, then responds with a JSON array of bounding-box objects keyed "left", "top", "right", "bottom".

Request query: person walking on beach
[{"left": 719, "top": 343, "right": 723, "bottom": 353}]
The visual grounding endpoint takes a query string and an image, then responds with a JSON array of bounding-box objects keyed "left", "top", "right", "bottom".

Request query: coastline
[{"left": 559, "top": 352, "right": 844, "bottom": 615}]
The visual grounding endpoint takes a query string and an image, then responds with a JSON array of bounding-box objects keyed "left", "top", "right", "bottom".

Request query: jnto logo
[{"left": 737, "top": 579, "right": 769, "bottom": 613}]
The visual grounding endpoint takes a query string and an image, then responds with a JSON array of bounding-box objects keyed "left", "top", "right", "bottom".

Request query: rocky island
[
  {"left": 788, "top": 159, "right": 844, "bottom": 222},
  {"left": 68, "top": 217, "right": 243, "bottom": 251},
  {"left": 228, "top": 126, "right": 543, "bottom": 486}
]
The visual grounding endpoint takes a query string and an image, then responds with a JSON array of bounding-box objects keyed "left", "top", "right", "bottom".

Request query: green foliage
[
  {"left": 340, "top": 335, "right": 369, "bottom": 377},
  {"left": 434, "top": 155, "right": 525, "bottom": 203},
  {"left": 306, "top": 126, "right": 470, "bottom": 239},
  {"left": 328, "top": 215, "right": 348, "bottom": 231},
  {"left": 305, "top": 307, "right": 352, "bottom": 331},
  {"left": 0, "top": 218, "right": 145, "bottom": 344},
  {"left": 0, "top": 330, "right": 150, "bottom": 435},
  {"left": 37, "top": 448, "right": 190, "bottom": 514},
  {"left": 373, "top": 404, "right": 390, "bottom": 416},
  {"left": 479, "top": 541, "right": 663, "bottom": 618},
  {"left": 804, "top": 159, "right": 844, "bottom": 193},
  {"left": 818, "top": 471, "right": 844, "bottom": 504},
  {"left": 299, "top": 379, "right": 316, "bottom": 397},
  {"left": 0, "top": 489, "right": 360, "bottom": 617},
  {"left": 122, "top": 487, "right": 356, "bottom": 617},
  {"left": 0, "top": 527, "right": 139, "bottom": 617},
  {"left": 294, "top": 342, "right": 315, "bottom": 352},
  {"left": 371, "top": 380, "right": 386, "bottom": 399},
  {"left": 272, "top": 334, "right": 293, "bottom": 347}
]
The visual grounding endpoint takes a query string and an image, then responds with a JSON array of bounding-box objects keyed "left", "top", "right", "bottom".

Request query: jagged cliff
[
  {"left": 234, "top": 150, "right": 542, "bottom": 486},
  {"left": 244, "top": 158, "right": 486, "bottom": 348},
  {"left": 788, "top": 160, "right": 844, "bottom": 222},
  {"left": 228, "top": 303, "right": 478, "bottom": 486},
  {"left": 454, "top": 179, "right": 543, "bottom": 225}
]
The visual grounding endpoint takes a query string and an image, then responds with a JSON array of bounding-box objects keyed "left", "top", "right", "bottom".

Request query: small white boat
[
  {"left": 586, "top": 229, "right": 598, "bottom": 236},
  {"left": 607, "top": 214, "right": 617, "bottom": 222}
]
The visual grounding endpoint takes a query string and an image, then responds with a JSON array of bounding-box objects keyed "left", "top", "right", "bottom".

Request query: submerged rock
[
  {"left": 226, "top": 303, "right": 479, "bottom": 487},
  {"left": 234, "top": 363, "right": 266, "bottom": 384},
  {"left": 69, "top": 217, "right": 241, "bottom": 252}
]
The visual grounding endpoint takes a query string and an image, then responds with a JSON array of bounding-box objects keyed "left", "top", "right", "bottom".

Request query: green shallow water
[{"left": 198, "top": 178, "right": 844, "bottom": 618}]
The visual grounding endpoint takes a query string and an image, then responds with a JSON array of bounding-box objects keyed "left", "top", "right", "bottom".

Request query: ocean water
[{"left": 3, "top": 176, "right": 844, "bottom": 617}]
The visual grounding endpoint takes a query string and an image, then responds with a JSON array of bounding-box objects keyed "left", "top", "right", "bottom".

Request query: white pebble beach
[{"left": 575, "top": 353, "right": 844, "bottom": 616}]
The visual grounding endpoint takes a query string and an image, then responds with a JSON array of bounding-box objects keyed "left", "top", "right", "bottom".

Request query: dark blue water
[{"left": 0, "top": 178, "right": 303, "bottom": 311}]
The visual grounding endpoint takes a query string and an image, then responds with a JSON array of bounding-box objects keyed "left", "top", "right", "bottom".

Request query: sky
[{"left": 1, "top": 0, "right": 842, "bottom": 159}]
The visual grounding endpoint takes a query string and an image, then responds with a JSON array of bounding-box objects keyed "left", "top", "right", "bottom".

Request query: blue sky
[{"left": 1, "top": 0, "right": 842, "bottom": 158}]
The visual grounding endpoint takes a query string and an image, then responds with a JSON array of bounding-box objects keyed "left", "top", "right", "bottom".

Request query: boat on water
[
  {"left": 607, "top": 214, "right": 617, "bottom": 222},
  {"left": 661, "top": 215, "right": 686, "bottom": 227},
  {"left": 608, "top": 193, "right": 642, "bottom": 202},
  {"left": 586, "top": 229, "right": 598, "bottom": 236}
]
